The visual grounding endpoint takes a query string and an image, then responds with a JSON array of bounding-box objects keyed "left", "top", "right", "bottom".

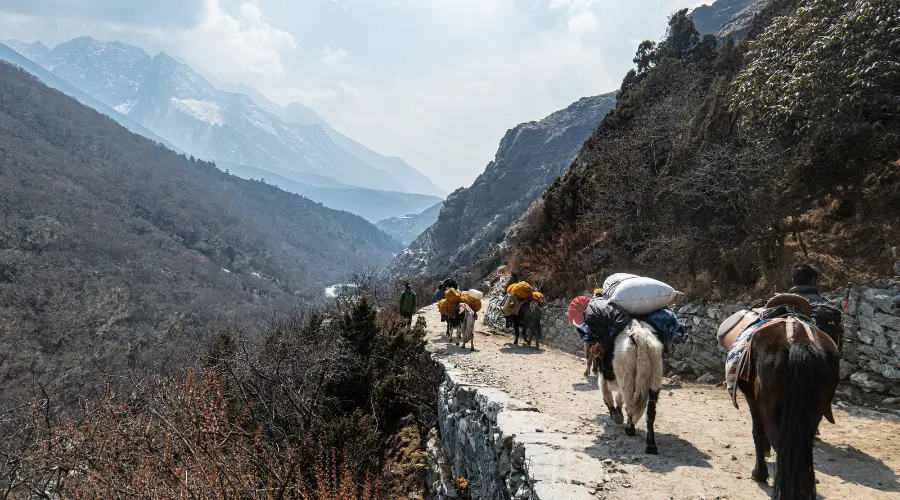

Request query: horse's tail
[
  {"left": 774, "top": 342, "right": 827, "bottom": 500},
  {"left": 615, "top": 321, "right": 663, "bottom": 423}
]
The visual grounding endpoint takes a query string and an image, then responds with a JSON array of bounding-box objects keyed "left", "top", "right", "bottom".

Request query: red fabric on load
[{"left": 567, "top": 296, "right": 591, "bottom": 326}]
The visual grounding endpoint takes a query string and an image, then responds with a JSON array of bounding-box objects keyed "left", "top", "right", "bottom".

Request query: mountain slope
[
  {"left": 225, "top": 82, "right": 446, "bottom": 197},
  {"left": 220, "top": 81, "right": 445, "bottom": 197},
  {"left": 0, "top": 42, "right": 176, "bottom": 150},
  {"left": 376, "top": 202, "right": 444, "bottom": 245},
  {"left": 0, "top": 61, "right": 401, "bottom": 397},
  {"left": 388, "top": 93, "right": 617, "bottom": 278}
]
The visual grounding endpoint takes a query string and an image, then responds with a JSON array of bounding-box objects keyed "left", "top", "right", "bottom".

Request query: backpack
[
  {"left": 442, "top": 278, "right": 459, "bottom": 290},
  {"left": 644, "top": 308, "right": 685, "bottom": 344},
  {"left": 810, "top": 303, "right": 843, "bottom": 352}
]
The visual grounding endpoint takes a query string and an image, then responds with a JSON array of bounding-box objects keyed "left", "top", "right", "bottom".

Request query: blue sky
[{"left": 0, "top": 0, "right": 705, "bottom": 191}]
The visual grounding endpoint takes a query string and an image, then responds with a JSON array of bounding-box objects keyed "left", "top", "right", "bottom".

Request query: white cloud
[
  {"left": 567, "top": 10, "right": 597, "bottom": 35},
  {"left": 321, "top": 45, "right": 348, "bottom": 68},
  {"left": 175, "top": 0, "right": 296, "bottom": 82}
]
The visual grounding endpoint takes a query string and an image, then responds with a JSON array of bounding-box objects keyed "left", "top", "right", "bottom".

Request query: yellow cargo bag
[
  {"left": 532, "top": 291, "right": 545, "bottom": 304},
  {"left": 444, "top": 288, "right": 462, "bottom": 303},
  {"left": 438, "top": 299, "right": 453, "bottom": 316},
  {"left": 509, "top": 281, "right": 534, "bottom": 299},
  {"left": 460, "top": 292, "right": 483, "bottom": 313}
]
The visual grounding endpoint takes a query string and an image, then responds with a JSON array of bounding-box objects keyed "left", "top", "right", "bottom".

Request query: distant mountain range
[
  {"left": 376, "top": 202, "right": 444, "bottom": 245},
  {"left": 1, "top": 37, "right": 444, "bottom": 220}
]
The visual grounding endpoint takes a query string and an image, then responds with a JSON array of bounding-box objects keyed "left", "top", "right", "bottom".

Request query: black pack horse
[
  {"left": 444, "top": 311, "right": 461, "bottom": 338},
  {"left": 509, "top": 300, "right": 542, "bottom": 348}
]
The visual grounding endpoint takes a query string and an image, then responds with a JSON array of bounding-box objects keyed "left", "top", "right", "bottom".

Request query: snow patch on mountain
[
  {"left": 114, "top": 99, "right": 136, "bottom": 114},
  {"left": 170, "top": 98, "right": 224, "bottom": 126}
]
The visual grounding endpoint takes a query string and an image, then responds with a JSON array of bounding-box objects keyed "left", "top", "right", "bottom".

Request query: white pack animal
[
  {"left": 591, "top": 320, "right": 664, "bottom": 454},
  {"left": 452, "top": 302, "right": 476, "bottom": 351}
]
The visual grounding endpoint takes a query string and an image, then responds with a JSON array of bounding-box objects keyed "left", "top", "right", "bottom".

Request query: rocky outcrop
[
  {"left": 389, "top": 94, "right": 617, "bottom": 279},
  {"left": 485, "top": 276, "right": 900, "bottom": 400},
  {"left": 690, "top": 0, "right": 772, "bottom": 39}
]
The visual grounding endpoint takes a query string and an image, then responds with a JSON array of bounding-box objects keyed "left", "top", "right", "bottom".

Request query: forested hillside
[
  {"left": 0, "top": 62, "right": 401, "bottom": 400},
  {"left": 511, "top": 0, "right": 900, "bottom": 299}
]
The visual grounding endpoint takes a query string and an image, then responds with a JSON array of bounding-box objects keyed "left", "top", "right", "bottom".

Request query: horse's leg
[
  {"left": 624, "top": 411, "right": 636, "bottom": 436},
  {"left": 741, "top": 382, "right": 771, "bottom": 483},
  {"left": 533, "top": 319, "right": 541, "bottom": 349},
  {"left": 584, "top": 344, "right": 592, "bottom": 377},
  {"left": 645, "top": 389, "right": 659, "bottom": 454},
  {"left": 512, "top": 320, "right": 520, "bottom": 345},
  {"left": 601, "top": 378, "right": 624, "bottom": 424}
]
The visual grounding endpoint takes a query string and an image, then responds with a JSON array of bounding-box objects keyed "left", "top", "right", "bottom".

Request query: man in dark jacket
[
  {"left": 789, "top": 263, "right": 843, "bottom": 352},
  {"left": 583, "top": 295, "right": 632, "bottom": 381},
  {"left": 789, "top": 263, "right": 827, "bottom": 303},
  {"left": 399, "top": 283, "right": 417, "bottom": 327}
]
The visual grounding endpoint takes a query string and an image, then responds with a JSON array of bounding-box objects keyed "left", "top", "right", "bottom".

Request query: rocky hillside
[
  {"left": 690, "top": 0, "right": 770, "bottom": 38},
  {"left": 388, "top": 93, "right": 616, "bottom": 278},
  {"left": 511, "top": 2, "right": 900, "bottom": 299},
  {"left": 0, "top": 62, "right": 401, "bottom": 400},
  {"left": 376, "top": 202, "right": 444, "bottom": 245}
]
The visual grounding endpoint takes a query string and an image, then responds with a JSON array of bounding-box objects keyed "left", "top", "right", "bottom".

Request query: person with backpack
[
  {"left": 789, "top": 263, "right": 844, "bottom": 354},
  {"left": 582, "top": 293, "right": 632, "bottom": 381},
  {"left": 399, "top": 282, "right": 417, "bottom": 327}
]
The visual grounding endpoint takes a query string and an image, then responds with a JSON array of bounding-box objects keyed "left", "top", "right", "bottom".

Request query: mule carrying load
[
  {"left": 439, "top": 287, "right": 483, "bottom": 338},
  {"left": 502, "top": 281, "right": 545, "bottom": 347},
  {"left": 577, "top": 274, "right": 684, "bottom": 381}
]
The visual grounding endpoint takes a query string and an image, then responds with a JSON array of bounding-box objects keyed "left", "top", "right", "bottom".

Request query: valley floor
[{"left": 421, "top": 303, "right": 900, "bottom": 499}]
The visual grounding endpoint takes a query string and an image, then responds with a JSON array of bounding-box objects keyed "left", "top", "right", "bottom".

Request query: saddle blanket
[{"left": 725, "top": 316, "right": 819, "bottom": 406}]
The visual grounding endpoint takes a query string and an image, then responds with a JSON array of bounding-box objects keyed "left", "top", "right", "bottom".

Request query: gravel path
[{"left": 422, "top": 303, "right": 900, "bottom": 499}]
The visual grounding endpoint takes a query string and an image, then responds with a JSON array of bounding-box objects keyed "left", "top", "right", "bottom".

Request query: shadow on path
[
  {"left": 572, "top": 380, "right": 599, "bottom": 392},
  {"left": 584, "top": 415, "right": 714, "bottom": 473},
  {"left": 499, "top": 344, "right": 545, "bottom": 355},
  {"left": 814, "top": 441, "right": 900, "bottom": 492}
]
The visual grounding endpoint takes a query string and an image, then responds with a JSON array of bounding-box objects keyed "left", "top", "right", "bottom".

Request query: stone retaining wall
[
  {"left": 425, "top": 360, "right": 536, "bottom": 499},
  {"left": 484, "top": 275, "right": 900, "bottom": 399}
]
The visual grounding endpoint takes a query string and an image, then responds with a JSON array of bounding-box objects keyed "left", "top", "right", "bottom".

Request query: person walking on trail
[
  {"left": 788, "top": 262, "right": 844, "bottom": 352},
  {"left": 582, "top": 292, "right": 631, "bottom": 382},
  {"left": 399, "top": 282, "right": 417, "bottom": 327}
]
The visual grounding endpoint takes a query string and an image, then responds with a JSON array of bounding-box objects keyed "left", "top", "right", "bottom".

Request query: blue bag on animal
[{"left": 646, "top": 308, "right": 684, "bottom": 343}]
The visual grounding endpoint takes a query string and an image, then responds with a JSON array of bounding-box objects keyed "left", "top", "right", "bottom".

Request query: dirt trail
[{"left": 421, "top": 303, "right": 900, "bottom": 499}]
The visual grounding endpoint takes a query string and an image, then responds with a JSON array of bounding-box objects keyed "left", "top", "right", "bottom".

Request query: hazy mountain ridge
[
  {"left": 0, "top": 41, "right": 177, "bottom": 150},
  {"left": 2, "top": 36, "right": 444, "bottom": 217},
  {"left": 222, "top": 162, "right": 441, "bottom": 223},
  {"left": 376, "top": 202, "right": 444, "bottom": 245}
]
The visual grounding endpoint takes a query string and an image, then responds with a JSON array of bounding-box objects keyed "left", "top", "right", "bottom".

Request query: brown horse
[{"left": 737, "top": 317, "right": 839, "bottom": 499}]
